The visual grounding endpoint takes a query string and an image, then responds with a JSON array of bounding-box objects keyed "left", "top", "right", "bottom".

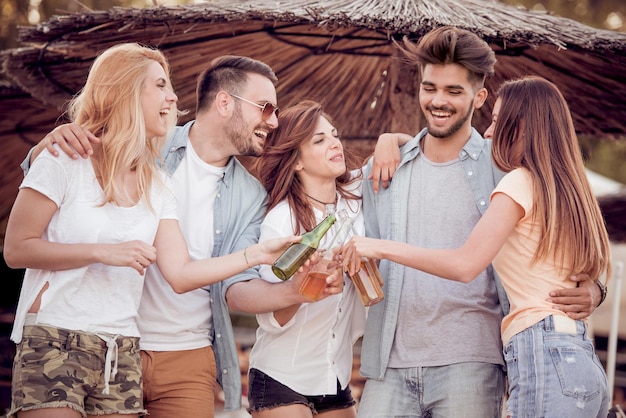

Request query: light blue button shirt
[
  {"left": 359, "top": 127, "right": 509, "bottom": 380},
  {"left": 161, "top": 121, "right": 268, "bottom": 410}
]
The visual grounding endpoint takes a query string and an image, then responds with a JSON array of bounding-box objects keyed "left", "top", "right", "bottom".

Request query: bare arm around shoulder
[
  {"left": 29, "top": 123, "right": 100, "bottom": 164},
  {"left": 342, "top": 193, "right": 523, "bottom": 282},
  {"left": 4, "top": 188, "right": 156, "bottom": 274},
  {"left": 369, "top": 132, "right": 414, "bottom": 192},
  {"left": 154, "top": 218, "right": 301, "bottom": 294}
]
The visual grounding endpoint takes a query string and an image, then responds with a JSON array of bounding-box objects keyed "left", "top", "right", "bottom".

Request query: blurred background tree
[
  {"left": 1, "top": 0, "right": 625, "bottom": 182},
  {"left": 503, "top": 0, "right": 625, "bottom": 32}
]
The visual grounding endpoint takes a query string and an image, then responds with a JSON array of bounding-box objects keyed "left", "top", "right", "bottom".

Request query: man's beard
[
  {"left": 225, "top": 106, "right": 262, "bottom": 157},
  {"left": 426, "top": 102, "right": 473, "bottom": 139}
]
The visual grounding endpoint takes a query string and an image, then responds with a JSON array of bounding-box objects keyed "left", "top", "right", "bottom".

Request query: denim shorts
[
  {"left": 247, "top": 368, "right": 355, "bottom": 414},
  {"left": 8, "top": 324, "right": 145, "bottom": 418},
  {"left": 504, "top": 315, "right": 609, "bottom": 418}
]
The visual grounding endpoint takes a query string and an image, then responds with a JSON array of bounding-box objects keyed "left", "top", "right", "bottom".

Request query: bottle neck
[{"left": 301, "top": 212, "right": 336, "bottom": 247}]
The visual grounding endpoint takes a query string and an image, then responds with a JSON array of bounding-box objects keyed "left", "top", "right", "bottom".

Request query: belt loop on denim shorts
[{"left": 549, "top": 315, "right": 578, "bottom": 335}]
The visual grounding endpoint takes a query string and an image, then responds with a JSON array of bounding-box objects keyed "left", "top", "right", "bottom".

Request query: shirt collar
[{"left": 408, "top": 127, "right": 486, "bottom": 161}]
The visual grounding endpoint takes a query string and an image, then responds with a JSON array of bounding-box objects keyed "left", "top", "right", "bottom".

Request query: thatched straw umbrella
[
  {"left": 1, "top": 0, "right": 626, "bottom": 246},
  {"left": 4, "top": 0, "right": 626, "bottom": 139}
]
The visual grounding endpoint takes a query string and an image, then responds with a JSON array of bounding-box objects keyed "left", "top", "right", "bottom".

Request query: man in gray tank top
[{"left": 357, "top": 26, "right": 603, "bottom": 418}]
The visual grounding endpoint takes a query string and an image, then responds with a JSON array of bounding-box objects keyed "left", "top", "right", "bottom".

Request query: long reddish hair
[{"left": 255, "top": 100, "right": 362, "bottom": 233}]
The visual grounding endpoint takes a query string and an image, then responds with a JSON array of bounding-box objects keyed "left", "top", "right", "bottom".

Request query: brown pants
[{"left": 141, "top": 346, "right": 217, "bottom": 418}]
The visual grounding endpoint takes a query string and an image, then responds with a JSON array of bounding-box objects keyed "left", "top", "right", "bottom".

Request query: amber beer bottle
[
  {"left": 344, "top": 215, "right": 384, "bottom": 306},
  {"left": 350, "top": 257, "right": 384, "bottom": 306},
  {"left": 271, "top": 212, "right": 337, "bottom": 280}
]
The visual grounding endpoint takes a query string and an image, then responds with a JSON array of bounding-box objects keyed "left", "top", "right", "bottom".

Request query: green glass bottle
[{"left": 271, "top": 211, "right": 337, "bottom": 280}]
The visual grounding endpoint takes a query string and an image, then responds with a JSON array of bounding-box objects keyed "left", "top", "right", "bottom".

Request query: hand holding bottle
[
  {"left": 244, "top": 235, "right": 302, "bottom": 268},
  {"left": 278, "top": 254, "right": 343, "bottom": 304},
  {"left": 298, "top": 248, "right": 343, "bottom": 301},
  {"left": 341, "top": 236, "right": 382, "bottom": 275},
  {"left": 271, "top": 212, "right": 337, "bottom": 280},
  {"left": 298, "top": 209, "right": 353, "bottom": 301},
  {"left": 341, "top": 235, "right": 385, "bottom": 306}
]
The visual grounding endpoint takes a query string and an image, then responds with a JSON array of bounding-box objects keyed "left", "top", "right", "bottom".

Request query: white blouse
[{"left": 249, "top": 191, "right": 367, "bottom": 396}]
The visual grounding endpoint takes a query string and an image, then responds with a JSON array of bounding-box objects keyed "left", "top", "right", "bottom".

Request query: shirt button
[
  {"left": 480, "top": 200, "right": 486, "bottom": 206},
  {"left": 472, "top": 153, "right": 477, "bottom": 158},
  {"left": 468, "top": 171, "right": 473, "bottom": 176},
  {"left": 223, "top": 369, "right": 228, "bottom": 374},
  {"left": 217, "top": 193, "right": 220, "bottom": 198},
  {"left": 216, "top": 333, "right": 222, "bottom": 339},
  {"left": 332, "top": 333, "right": 336, "bottom": 338},
  {"left": 216, "top": 229, "right": 221, "bottom": 235}
]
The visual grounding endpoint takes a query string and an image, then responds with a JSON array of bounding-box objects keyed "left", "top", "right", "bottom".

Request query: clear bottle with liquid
[
  {"left": 298, "top": 209, "right": 353, "bottom": 301},
  {"left": 271, "top": 207, "right": 337, "bottom": 281}
]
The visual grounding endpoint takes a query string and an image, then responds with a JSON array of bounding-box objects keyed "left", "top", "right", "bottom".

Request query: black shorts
[{"left": 247, "top": 368, "right": 355, "bottom": 414}]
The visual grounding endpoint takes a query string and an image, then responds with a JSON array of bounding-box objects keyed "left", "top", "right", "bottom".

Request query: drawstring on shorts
[{"left": 96, "top": 333, "right": 120, "bottom": 395}]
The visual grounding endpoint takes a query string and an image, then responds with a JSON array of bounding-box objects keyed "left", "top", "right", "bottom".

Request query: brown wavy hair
[
  {"left": 254, "top": 100, "right": 362, "bottom": 233},
  {"left": 492, "top": 76, "right": 611, "bottom": 281}
]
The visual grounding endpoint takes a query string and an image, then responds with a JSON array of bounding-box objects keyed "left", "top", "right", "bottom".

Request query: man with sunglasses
[{"left": 21, "top": 55, "right": 336, "bottom": 418}]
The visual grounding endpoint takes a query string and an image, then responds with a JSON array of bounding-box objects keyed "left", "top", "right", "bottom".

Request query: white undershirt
[{"left": 138, "top": 139, "right": 226, "bottom": 351}]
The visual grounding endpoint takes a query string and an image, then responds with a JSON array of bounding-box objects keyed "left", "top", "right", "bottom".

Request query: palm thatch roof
[
  {"left": 1, "top": 0, "right": 626, "bottom": 247},
  {"left": 3, "top": 0, "right": 626, "bottom": 139}
]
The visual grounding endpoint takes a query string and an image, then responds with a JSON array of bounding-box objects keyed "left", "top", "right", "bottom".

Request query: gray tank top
[{"left": 388, "top": 154, "right": 504, "bottom": 367}]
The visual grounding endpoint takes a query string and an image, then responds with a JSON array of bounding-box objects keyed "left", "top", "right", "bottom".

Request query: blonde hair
[
  {"left": 492, "top": 76, "right": 611, "bottom": 281},
  {"left": 67, "top": 43, "right": 178, "bottom": 209}
]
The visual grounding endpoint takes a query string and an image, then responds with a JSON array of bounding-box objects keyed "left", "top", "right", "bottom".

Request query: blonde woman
[{"left": 4, "top": 43, "right": 294, "bottom": 418}]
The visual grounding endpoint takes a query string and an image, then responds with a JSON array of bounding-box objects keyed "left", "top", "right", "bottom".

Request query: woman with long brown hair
[{"left": 248, "top": 100, "right": 366, "bottom": 418}]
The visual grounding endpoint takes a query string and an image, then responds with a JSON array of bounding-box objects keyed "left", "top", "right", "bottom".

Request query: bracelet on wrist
[
  {"left": 596, "top": 280, "right": 607, "bottom": 307},
  {"left": 243, "top": 247, "right": 251, "bottom": 268}
]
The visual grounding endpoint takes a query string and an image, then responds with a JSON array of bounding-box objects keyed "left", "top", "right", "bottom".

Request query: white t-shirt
[
  {"left": 249, "top": 187, "right": 367, "bottom": 396},
  {"left": 11, "top": 150, "right": 177, "bottom": 342},
  {"left": 138, "top": 138, "right": 225, "bottom": 350}
]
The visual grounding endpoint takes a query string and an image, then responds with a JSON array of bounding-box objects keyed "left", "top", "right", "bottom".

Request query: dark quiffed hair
[
  {"left": 400, "top": 26, "right": 496, "bottom": 88},
  {"left": 195, "top": 55, "right": 277, "bottom": 114}
]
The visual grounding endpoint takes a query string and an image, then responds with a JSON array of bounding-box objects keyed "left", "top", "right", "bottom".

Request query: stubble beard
[
  {"left": 426, "top": 102, "right": 474, "bottom": 139},
  {"left": 226, "top": 106, "right": 261, "bottom": 157}
]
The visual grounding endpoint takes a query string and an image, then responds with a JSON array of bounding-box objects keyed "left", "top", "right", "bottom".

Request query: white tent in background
[
  {"left": 586, "top": 168, "right": 625, "bottom": 197},
  {"left": 584, "top": 169, "right": 626, "bottom": 397}
]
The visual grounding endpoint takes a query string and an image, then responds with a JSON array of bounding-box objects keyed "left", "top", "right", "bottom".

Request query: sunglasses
[{"left": 230, "top": 93, "right": 279, "bottom": 121}]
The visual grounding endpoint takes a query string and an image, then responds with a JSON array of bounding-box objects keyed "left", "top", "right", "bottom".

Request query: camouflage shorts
[{"left": 8, "top": 324, "right": 146, "bottom": 418}]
